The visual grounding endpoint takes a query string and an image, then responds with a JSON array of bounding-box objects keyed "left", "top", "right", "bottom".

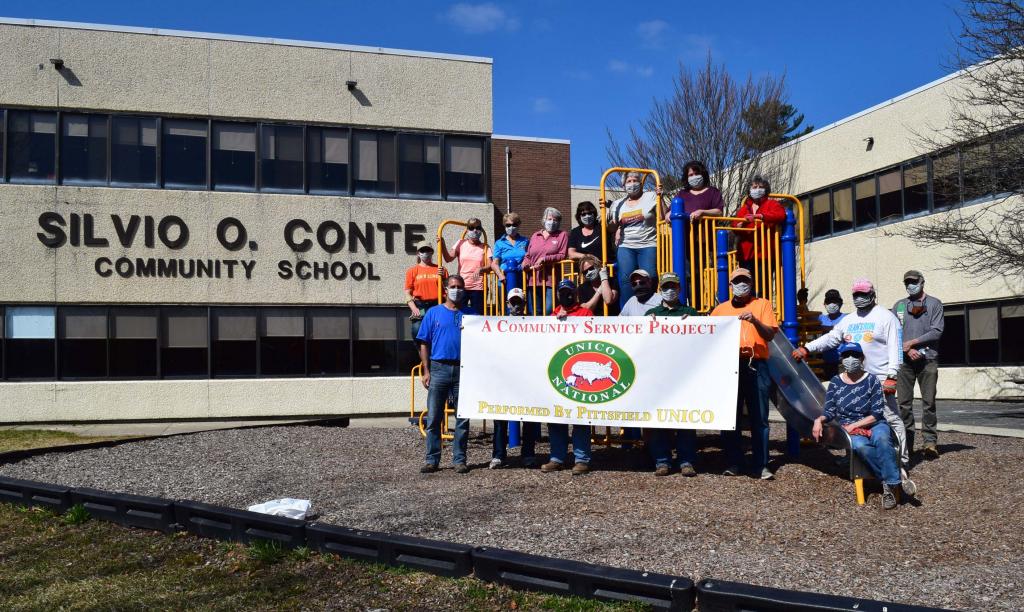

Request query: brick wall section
[{"left": 489, "top": 138, "right": 571, "bottom": 237}]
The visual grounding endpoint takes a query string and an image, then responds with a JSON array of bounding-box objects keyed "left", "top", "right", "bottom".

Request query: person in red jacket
[{"left": 733, "top": 175, "right": 786, "bottom": 290}]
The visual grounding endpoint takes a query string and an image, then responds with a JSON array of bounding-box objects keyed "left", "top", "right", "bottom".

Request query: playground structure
[{"left": 411, "top": 168, "right": 873, "bottom": 502}]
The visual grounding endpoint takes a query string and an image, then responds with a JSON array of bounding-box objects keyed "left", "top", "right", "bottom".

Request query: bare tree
[
  {"left": 606, "top": 53, "right": 801, "bottom": 211},
  {"left": 893, "top": 0, "right": 1024, "bottom": 281}
]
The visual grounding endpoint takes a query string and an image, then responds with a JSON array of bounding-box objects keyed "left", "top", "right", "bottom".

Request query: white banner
[{"left": 458, "top": 316, "right": 740, "bottom": 430}]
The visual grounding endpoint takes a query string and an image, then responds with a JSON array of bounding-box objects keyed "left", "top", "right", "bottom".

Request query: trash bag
[{"left": 247, "top": 498, "right": 312, "bottom": 520}]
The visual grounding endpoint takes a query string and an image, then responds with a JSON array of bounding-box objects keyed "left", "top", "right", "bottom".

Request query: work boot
[
  {"left": 654, "top": 465, "right": 671, "bottom": 477},
  {"left": 453, "top": 463, "right": 470, "bottom": 474},
  {"left": 540, "top": 461, "right": 565, "bottom": 473},
  {"left": 679, "top": 463, "right": 697, "bottom": 477},
  {"left": 881, "top": 483, "right": 898, "bottom": 510},
  {"left": 420, "top": 463, "right": 439, "bottom": 474},
  {"left": 571, "top": 462, "right": 591, "bottom": 475},
  {"left": 922, "top": 444, "right": 939, "bottom": 459}
]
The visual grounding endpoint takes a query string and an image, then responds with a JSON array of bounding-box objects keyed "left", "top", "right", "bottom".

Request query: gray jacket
[{"left": 892, "top": 294, "right": 944, "bottom": 360}]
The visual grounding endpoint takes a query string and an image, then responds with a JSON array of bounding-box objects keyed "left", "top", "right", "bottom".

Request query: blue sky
[{"left": 3, "top": 1, "right": 966, "bottom": 184}]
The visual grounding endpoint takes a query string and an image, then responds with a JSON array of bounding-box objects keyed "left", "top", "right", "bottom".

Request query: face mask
[
  {"left": 731, "top": 282, "right": 751, "bottom": 298},
  {"left": 750, "top": 187, "right": 766, "bottom": 200},
  {"left": 558, "top": 292, "right": 576, "bottom": 307},
  {"left": 687, "top": 175, "right": 704, "bottom": 188},
  {"left": 580, "top": 214, "right": 596, "bottom": 226},
  {"left": 466, "top": 229, "right": 482, "bottom": 241},
  {"left": 661, "top": 288, "right": 679, "bottom": 302},
  {"left": 634, "top": 286, "right": 654, "bottom": 301},
  {"left": 544, "top": 220, "right": 559, "bottom": 232},
  {"left": 418, "top": 253, "right": 431, "bottom": 263},
  {"left": 505, "top": 226, "right": 518, "bottom": 236},
  {"left": 905, "top": 283, "right": 921, "bottom": 296},
  {"left": 508, "top": 302, "right": 525, "bottom": 316},
  {"left": 447, "top": 288, "right": 465, "bottom": 303},
  {"left": 584, "top": 269, "right": 600, "bottom": 282},
  {"left": 825, "top": 303, "right": 841, "bottom": 315},
  {"left": 842, "top": 355, "right": 863, "bottom": 372},
  {"left": 853, "top": 294, "right": 874, "bottom": 309},
  {"left": 625, "top": 181, "right": 642, "bottom": 197}
]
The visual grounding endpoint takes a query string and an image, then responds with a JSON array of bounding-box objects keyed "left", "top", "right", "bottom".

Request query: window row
[
  {"left": 0, "top": 109, "right": 488, "bottom": 200},
  {"left": 0, "top": 305, "right": 420, "bottom": 381},
  {"left": 938, "top": 299, "right": 1024, "bottom": 367},
  {"left": 800, "top": 128, "right": 1024, "bottom": 240}
]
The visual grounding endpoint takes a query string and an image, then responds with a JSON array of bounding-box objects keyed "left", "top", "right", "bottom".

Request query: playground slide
[{"left": 766, "top": 333, "right": 847, "bottom": 450}]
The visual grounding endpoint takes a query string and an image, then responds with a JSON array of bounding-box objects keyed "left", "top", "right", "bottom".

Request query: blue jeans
[
  {"left": 851, "top": 421, "right": 900, "bottom": 485},
  {"left": 425, "top": 360, "right": 469, "bottom": 466},
  {"left": 409, "top": 301, "right": 435, "bottom": 342},
  {"left": 492, "top": 420, "right": 508, "bottom": 460},
  {"left": 650, "top": 429, "right": 697, "bottom": 468},
  {"left": 548, "top": 424, "right": 592, "bottom": 464},
  {"left": 465, "top": 290, "right": 484, "bottom": 314},
  {"left": 722, "top": 358, "right": 771, "bottom": 472},
  {"left": 520, "top": 421, "right": 542, "bottom": 459},
  {"left": 527, "top": 286, "right": 554, "bottom": 316},
  {"left": 616, "top": 246, "right": 657, "bottom": 305}
]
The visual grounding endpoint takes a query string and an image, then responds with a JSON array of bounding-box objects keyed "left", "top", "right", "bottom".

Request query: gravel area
[{"left": 3, "top": 423, "right": 1022, "bottom": 611}]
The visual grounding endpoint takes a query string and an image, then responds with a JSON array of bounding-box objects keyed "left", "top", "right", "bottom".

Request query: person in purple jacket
[{"left": 670, "top": 160, "right": 725, "bottom": 222}]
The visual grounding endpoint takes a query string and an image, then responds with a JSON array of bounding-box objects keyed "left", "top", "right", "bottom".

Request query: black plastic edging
[
  {"left": 307, "top": 523, "right": 473, "bottom": 577},
  {"left": 173, "top": 500, "right": 306, "bottom": 549},
  {"left": 71, "top": 487, "right": 176, "bottom": 533},
  {"left": 0, "top": 475, "right": 72, "bottom": 513},
  {"left": 696, "top": 579, "right": 952, "bottom": 612}
]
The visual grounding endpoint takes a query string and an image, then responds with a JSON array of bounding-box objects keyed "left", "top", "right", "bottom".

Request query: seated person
[
  {"left": 577, "top": 255, "right": 618, "bottom": 315},
  {"left": 812, "top": 342, "right": 904, "bottom": 510}
]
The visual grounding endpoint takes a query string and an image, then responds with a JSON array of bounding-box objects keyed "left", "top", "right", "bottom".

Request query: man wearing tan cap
[
  {"left": 711, "top": 268, "right": 779, "bottom": 480},
  {"left": 893, "top": 270, "right": 944, "bottom": 459}
]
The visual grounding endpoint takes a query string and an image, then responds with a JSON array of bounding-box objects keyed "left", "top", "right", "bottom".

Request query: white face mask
[
  {"left": 687, "top": 175, "right": 704, "bottom": 188},
  {"left": 905, "top": 283, "right": 922, "bottom": 296},
  {"left": 580, "top": 214, "right": 596, "bottom": 226},
  {"left": 661, "top": 288, "right": 679, "bottom": 302},
  {"left": 853, "top": 294, "right": 874, "bottom": 309},
  {"left": 825, "top": 303, "right": 841, "bottom": 315},
  {"left": 505, "top": 226, "right": 518, "bottom": 236},
  {"left": 466, "top": 229, "right": 482, "bottom": 241},
  {"left": 418, "top": 253, "right": 431, "bottom": 263},
  {"left": 447, "top": 288, "right": 465, "bottom": 303},
  {"left": 842, "top": 355, "right": 864, "bottom": 372},
  {"left": 731, "top": 282, "right": 751, "bottom": 298},
  {"left": 625, "top": 181, "right": 642, "bottom": 197},
  {"left": 750, "top": 187, "right": 766, "bottom": 200},
  {"left": 544, "top": 219, "right": 559, "bottom": 232}
]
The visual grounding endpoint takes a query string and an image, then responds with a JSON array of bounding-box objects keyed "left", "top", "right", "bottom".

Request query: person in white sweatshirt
[{"left": 792, "top": 278, "right": 916, "bottom": 496}]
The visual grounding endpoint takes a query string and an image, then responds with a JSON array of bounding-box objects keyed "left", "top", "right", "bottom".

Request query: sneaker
[
  {"left": 420, "top": 463, "right": 439, "bottom": 474},
  {"left": 881, "top": 483, "right": 898, "bottom": 510},
  {"left": 654, "top": 465, "right": 671, "bottom": 477},
  {"left": 722, "top": 465, "right": 741, "bottom": 477},
  {"left": 453, "top": 463, "right": 470, "bottom": 474},
  {"left": 571, "top": 462, "right": 591, "bottom": 475},
  {"left": 759, "top": 468, "right": 775, "bottom": 481},
  {"left": 540, "top": 461, "right": 565, "bottom": 473},
  {"left": 522, "top": 456, "right": 538, "bottom": 468},
  {"left": 679, "top": 463, "right": 697, "bottom": 477},
  {"left": 922, "top": 444, "right": 939, "bottom": 459},
  {"left": 488, "top": 458, "right": 503, "bottom": 470},
  {"left": 899, "top": 469, "right": 917, "bottom": 496}
]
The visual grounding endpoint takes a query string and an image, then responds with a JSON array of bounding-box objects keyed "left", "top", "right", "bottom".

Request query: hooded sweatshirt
[{"left": 805, "top": 305, "right": 902, "bottom": 379}]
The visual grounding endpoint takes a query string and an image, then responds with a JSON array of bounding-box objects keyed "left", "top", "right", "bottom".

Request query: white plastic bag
[{"left": 247, "top": 498, "right": 312, "bottom": 520}]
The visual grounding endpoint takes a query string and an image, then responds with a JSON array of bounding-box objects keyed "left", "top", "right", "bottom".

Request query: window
[
  {"left": 307, "top": 309, "right": 350, "bottom": 376},
  {"left": 61, "top": 114, "right": 108, "bottom": 184},
  {"left": 110, "top": 308, "right": 158, "bottom": 377},
  {"left": 992, "top": 129, "right": 1024, "bottom": 195},
  {"left": 902, "top": 161, "right": 929, "bottom": 215},
  {"left": 1000, "top": 302, "right": 1024, "bottom": 364},
  {"left": 809, "top": 191, "right": 830, "bottom": 238},
  {"left": 831, "top": 185, "right": 853, "bottom": 233},
  {"left": 161, "top": 308, "right": 208, "bottom": 377},
  {"left": 877, "top": 169, "right": 902, "bottom": 223},
  {"left": 4, "top": 306, "right": 56, "bottom": 379},
  {"left": 58, "top": 307, "right": 108, "bottom": 378},
  {"left": 307, "top": 127, "right": 349, "bottom": 194},
  {"left": 353, "top": 131, "right": 396, "bottom": 195},
  {"left": 967, "top": 304, "right": 999, "bottom": 364},
  {"left": 354, "top": 308, "right": 398, "bottom": 375},
  {"left": 444, "top": 137, "right": 485, "bottom": 199},
  {"left": 260, "top": 124, "right": 303, "bottom": 192},
  {"left": 399, "top": 134, "right": 441, "bottom": 198},
  {"left": 260, "top": 308, "right": 305, "bottom": 376},
  {"left": 931, "top": 150, "right": 960, "bottom": 210},
  {"left": 398, "top": 311, "right": 419, "bottom": 372},
  {"left": 0, "top": 110, "right": 5, "bottom": 181},
  {"left": 8, "top": 110, "right": 56, "bottom": 183},
  {"left": 853, "top": 176, "right": 877, "bottom": 228},
  {"left": 212, "top": 308, "right": 257, "bottom": 376},
  {"left": 960, "top": 142, "right": 993, "bottom": 202},
  {"left": 162, "top": 119, "right": 208, "bottom": 188},
  {"left": 939, "top": 306, "right": 966, "bottom": 366},
  {"left": 212, "top": 122, "right": 256, "bottom": 190},
  {"left": 111, "top": 116, "right": 157, "bottom": 186}
]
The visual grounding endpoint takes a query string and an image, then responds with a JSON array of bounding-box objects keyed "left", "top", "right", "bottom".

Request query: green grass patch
[
  {"left": 246, "top": 539, "right": 285, "bottom": 564},
  {"left": 0, "top": 429, "right": 128, "bottom": 453},
  {"left": 62, "top": 504, "right": 91, "bottom": 526}
]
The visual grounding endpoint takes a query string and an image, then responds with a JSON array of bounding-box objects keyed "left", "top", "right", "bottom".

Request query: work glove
[{"left": 882, "top": 378, "right": 897, "bottom": 395}]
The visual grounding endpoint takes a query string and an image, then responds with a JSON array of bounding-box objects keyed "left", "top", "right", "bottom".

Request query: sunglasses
[
  {"left": 504, "top": 223, "right": 520, "bottom": 227},
  {"left": 630, "top": 279, "right": 648, "bottom": 287}
]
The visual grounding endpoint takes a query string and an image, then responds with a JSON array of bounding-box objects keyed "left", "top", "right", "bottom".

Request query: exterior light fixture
[
  {"left": 864, "top": 136, "right": 874, "bottom": 151},
  {"left": 346, "top": 80, "right": 357, "bottom": 91},
  {"left": 49, "top": 58, "right": 65, "bottom": 70}
]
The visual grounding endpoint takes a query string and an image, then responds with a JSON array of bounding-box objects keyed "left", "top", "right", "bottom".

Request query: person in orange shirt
[
  {"left": 404, "top": 245, "right": 445, "bottom": 341},
  {"left": 711, "top": 267, "right": 779, "bottom": 480}
]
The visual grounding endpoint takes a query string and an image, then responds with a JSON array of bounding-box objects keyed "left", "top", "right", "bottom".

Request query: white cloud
[
  {"left": 636, "top": 19, "right": 670, "bottom": 46},
  {"left": 442, "top": 3, "right": 520, "bottom": 34},
  {"left": 532, "top": 97, "right": 555, "bottom": 113},
  {"left": 608, "top": 59, "right": 654, "bottom": 78}
]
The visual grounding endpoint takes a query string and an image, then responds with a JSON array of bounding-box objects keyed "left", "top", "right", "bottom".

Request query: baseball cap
[
  {"left": 824, "top": 289, "right": 843, "bottom": 304},
  {"left": 729, "top": 267, "right": 752, "bottom": 282},
  {"left": 837, "top": 342, "right": 864, "bottom": 356},
  {"left": 557, "top": 279, "right": 577, "bottom": 291},
  {"left": 851, "top": 278, "right": 874, "bottom": 293},
  {"left": 659, "top": 272, "right": 680, "bottom": 286},
  {"left": 903, "top": 270, "right": 924, "bottom": 282},
  {"left": 507, "top": 288, "right": 525, "bottom": 301},
  {"left": 629, "top": 269, "right": 651, "bottom": 280}
]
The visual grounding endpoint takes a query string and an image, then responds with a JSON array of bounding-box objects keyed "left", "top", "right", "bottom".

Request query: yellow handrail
[{"left": 770, "top": 193, "right": 806, "bottom": 288}]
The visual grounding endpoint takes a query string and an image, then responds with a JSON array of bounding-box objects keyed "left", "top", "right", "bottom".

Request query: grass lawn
[
  {"left": 0, "top": 429, "right": 129, "bottom": 453},
  {"left": 0, "top": 503, "right": 645, "bottom": 611}
]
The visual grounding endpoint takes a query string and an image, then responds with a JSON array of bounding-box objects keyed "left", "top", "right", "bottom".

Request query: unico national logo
[{"left": 547, "top": 341, "right": 636, "bottom": 404}]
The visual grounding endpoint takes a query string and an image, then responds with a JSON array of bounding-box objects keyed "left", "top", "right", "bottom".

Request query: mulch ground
[{"left": 3, "top": 423, "right": 1021, "bottom": 611}]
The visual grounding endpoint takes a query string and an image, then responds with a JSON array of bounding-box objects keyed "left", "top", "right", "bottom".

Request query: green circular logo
[{"left": 548, "top": 341, "right": 636, "bottom": 404}]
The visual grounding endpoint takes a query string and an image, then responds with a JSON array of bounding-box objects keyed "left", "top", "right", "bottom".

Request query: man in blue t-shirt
[
  {"left": 416, "top": 274, "right": 475, "bottom": 473},
  {"left": 818, "top": 289, "right": 847, "bottom": 380}
]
